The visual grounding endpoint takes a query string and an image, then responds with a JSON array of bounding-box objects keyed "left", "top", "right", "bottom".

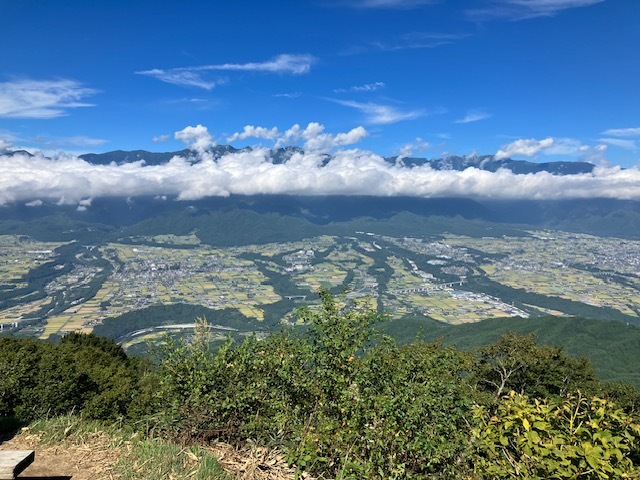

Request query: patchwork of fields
[{"left": 2, "top": 229, "right": 640, "bottom": 343}]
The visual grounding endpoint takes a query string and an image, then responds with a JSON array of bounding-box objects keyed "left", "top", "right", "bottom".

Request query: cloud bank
[{"left": 1, "top": 123, "right": 639, "bottom": 206}]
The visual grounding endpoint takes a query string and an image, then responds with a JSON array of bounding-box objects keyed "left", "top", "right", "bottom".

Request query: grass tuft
[
  {"left": 6, "top": 415, "right": 230, "bottom": 479},
  {"left": 118, "top": 439, "right": 230, "bottom": 480}
]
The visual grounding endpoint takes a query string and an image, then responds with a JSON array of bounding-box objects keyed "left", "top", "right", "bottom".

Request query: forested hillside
[{"left": 385, "top": 315, "right": 640, "bottom": 387}]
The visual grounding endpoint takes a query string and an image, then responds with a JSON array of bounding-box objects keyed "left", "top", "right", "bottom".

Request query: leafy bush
[
  {"left": 155, "top": 320, "right": 316, "bottom": 443},
  {"left": 600, "top": 381, "right": 640, "bottom": 416},
  {"left": 292, "top": 338, "right": 475, "bottom": 478},
  {"left": 155, "top": 290, "right": 476, "bottom": 478},
  {"left": 471, "top": 332, "right": 598, "bottom": 400},
  {"left": 0, "top": 333, "right": 153, "bottom": 422},
  {"left": 471, "top": 391, "right": 640, "bottom": 479}
]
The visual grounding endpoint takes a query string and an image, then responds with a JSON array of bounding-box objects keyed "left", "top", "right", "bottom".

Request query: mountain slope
[{"left": 79, "top": 148, "right": 597, "bottom": 176}]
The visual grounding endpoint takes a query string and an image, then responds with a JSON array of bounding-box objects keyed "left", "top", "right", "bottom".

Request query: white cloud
[
  {"left": 348, "top": 0, "right": 438, "bottom": 8},
  {"left": 273, "top": 92, "right": 302, "bottom": 99},
  {"left": 601, "top": 127, "right": 640, "bottom": 138},
  {"left": 467, "top": 0, "right": 604, "bottom": 21},
  {"left": 275, "top": 123, "right": 369, "bottom": 152},
  {"left": 366, "top": 32, "right": 468, "bottom": 52},
  {"left": 137, "top": 54, "right": 314, "bottom": 89},
  {"left": 0, "top": 79, "right": 98, "bottom": 119},
  {"left": 544, "top": 138, "right": 589, "bottom": 156},
  {"left": 455, "top": 110, "right": 492, "bottom": 124},
  {"left": 2, "top": 145, "right": 640, "bottom": 205},
  {"left": 332, "top": 99, "right": 425, "bottom": 124},
  {"left": 599, "top": 138, "right": 638, "bottom": 151},
  {"left": 76, "top": 197, "right": 93, "bottom": 212},
  {"left": 495, "top": 137, "right": 555, "bottom": 159},
  {"left": 398, "top": 137, "right": 430, "bottom": 158},
  {"left": 135, "top": 69, "right": 218, "bottom": 90},
  {"left": 200, "top": 54, "right": 315, "bottom": 74},
  {"left": 32, "top": 135, "right": 108, "bottom": 148},
  {"left": 0, "top": 130, "right": 19, "bottom": 148},
  {"left": 63, "top": 136, "right": 108, "bottom": 147},
  {"left": 217, "top": 122, "right": 369, "bottom": 153},
  {"left": 227, "top": 126, "right": 280, "bottom": 143},
  {"left": 577, "top": 144, "right": 609, "bottom": 166},
  {"left": 153, "top": 134, "right": 171, "bottom": 143},
  {"left": 175, "top": 125, "right": 215, "bottom": 153},
  {"left": 276, "top": 124, "right": 306, "bottom": 146},
  {"left": 334, "top": 82, "right": 386, "bottom": 93},
  {"left": 25, "top": 199, "right": 43, "bottom": 207},
  {"left": 496, "top": 137, "right": 598, "bottom": 159},
  {"left": 308, "top": 126, "right": 369, "bottom": 152}
]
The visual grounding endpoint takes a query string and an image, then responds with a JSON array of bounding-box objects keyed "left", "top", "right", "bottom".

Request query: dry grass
[
  {"left": 0, "top": 417, "right": 317, "bottom": 480},
  {"left": 0, "top": 425, "right": 124, "bottom": 479},
  {"left": 209, "top": 441, "right": 315, "bottom": 480}
]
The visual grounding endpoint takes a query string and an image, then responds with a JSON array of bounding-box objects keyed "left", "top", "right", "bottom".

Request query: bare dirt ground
[
  {"left": 1, "top": 427, "right": 310, "bottom": 480},
  {"left": 0, "top": 427, "right": 122, "bottom": 479}
]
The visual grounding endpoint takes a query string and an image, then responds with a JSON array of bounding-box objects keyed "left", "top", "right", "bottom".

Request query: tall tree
[{"left": 471, "top": 332, "right": 597, "bottom": 399}]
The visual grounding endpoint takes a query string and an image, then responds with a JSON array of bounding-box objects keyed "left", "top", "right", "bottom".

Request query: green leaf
[
  {"left": 533, "top": 421, "right": 549, "bottom": 431},
  {"left": 525, "top": 430, "right": 540, "bottom": 444}
]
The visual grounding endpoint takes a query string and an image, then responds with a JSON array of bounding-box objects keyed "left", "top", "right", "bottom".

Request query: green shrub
[
  {"left": 155, "top": 291, "right": 477, "bottom": 478},
  {"left": 600, "top": 381, "right": 640, "bottom": 416},
  {"left": 0, "top": 333, "right": 151, "bottom": 422},
  {"left": 155, "top": 319, "right": 316, "bottom": 443},
  {"left": 290, "top": 338, "right": 475, "bottom": 479},
  {"left": 471, "top": 391, "right": 640, "bottom": 479},
  {"left": 471, "top": 332, "right": 598, "bottom": 400}
]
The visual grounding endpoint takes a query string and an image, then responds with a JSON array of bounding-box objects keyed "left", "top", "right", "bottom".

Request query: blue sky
[
  {"left": 1, "top": 0, "right": 639, "bottom": 204},
  {"left": 1, "top": 0, "right": 637, "bottom": 164}
]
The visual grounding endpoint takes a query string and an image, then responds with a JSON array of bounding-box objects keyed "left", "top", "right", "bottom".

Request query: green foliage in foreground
[
  {"left": 155, "top": 291, "right": 475, "bottom": 478},
  {"left": 472, "top": 392, "right": 640, "bottom": 479},
  {"left": 2, "top": 291, "right": 640, "bottom": 478},
  {"left": 153, "top": 290, "right": 640, "bottom": 479},
  {"left": 0, "top": 332, "right": 155, "bottom": 422}
]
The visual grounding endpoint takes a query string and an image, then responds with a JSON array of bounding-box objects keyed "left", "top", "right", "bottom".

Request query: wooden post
[{"left": 0, "top": 450, "right": 35, "bottom": 480}]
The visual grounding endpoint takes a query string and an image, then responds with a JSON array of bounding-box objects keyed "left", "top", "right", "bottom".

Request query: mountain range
[{"left": 74, "top": 147, "right": 596, "bottom": 176}]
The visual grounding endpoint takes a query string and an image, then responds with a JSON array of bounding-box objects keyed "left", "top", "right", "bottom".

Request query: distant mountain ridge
[
  {"left": 79, "top": 146, "right": 242, "bottom": 165},
  {"left": 388, "top": 154, "right": 595, "bottom": 175},
  {"left": 75, "top": 147, "right": 596, "bottom": 175}
]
